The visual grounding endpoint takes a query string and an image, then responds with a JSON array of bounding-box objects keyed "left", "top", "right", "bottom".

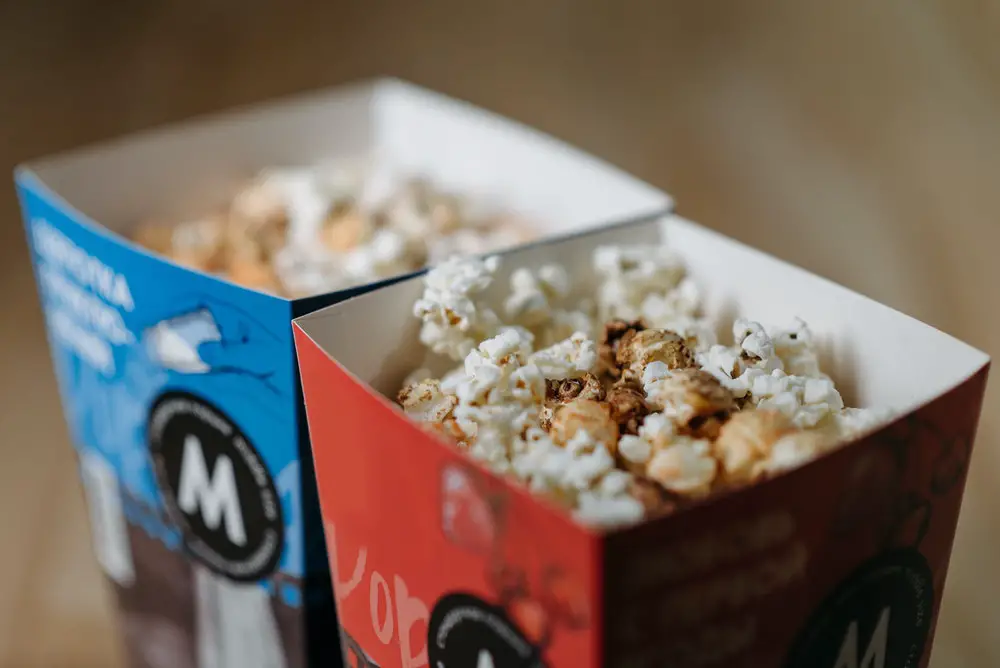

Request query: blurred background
[{"left": 1, "top": 1, "right": 998, "bottom": 666}]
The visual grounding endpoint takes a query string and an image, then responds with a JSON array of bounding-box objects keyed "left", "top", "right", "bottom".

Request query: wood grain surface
[{"left": 1, "top": 2, "right": 998, "bottom": 666}]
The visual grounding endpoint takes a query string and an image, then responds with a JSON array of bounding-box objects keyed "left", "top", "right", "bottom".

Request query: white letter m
[
  {"left": 834, "top": 607, "right": 891, "bottom": 668},
  {"left": 177, "top": 435, "right": 247, "bottom": 546}
]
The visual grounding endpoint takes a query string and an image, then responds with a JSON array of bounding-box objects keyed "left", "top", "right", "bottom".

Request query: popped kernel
[
  {"left": 574, "top": 491, "right": 645, "bottom": 528},
  {"left": 734, "top": 319, "right": 782, "bottom": 372},
  {"left": 414, "top": 255, "right": 502, "bottom": 361},
  {"left": 505, "top": 265, "right": 571, "bottom": 328},
  {"left": 617, "top": 328, "right": 695, "bottom": 380},
  {"left": 770, "top": 318, "right": 827, "bottom": 379},
  {"left": 646, "top": 438, "right": 717, "bottom": 497},
  {"left": 594, "top": 245, "right": 687, "bottom": 322},
  {"left": 598, "top": 319, "right": 646, "bottom": 378},
  {"left": 549, "top": 399, "right": 620, "bottom": 455},
  {"left": 398, "top": 379, "right": 458, "bottom": 424},
  {"left": 529, "top": 333, "right": 599, "bottom": 380},
  {"left": 545, "top": 374, "right": 606, "bottom": 405},
  {"left": 643, "top": 368, "right": 737, "bottom": 438},
  {"left": 605, "top": 382, "right": 649, "bottom": 435},
  {"left": 714, "top": 410, "right": 795, "bottom": 484},
  {"left": 757, "top": 430, "right": 833, "bottom": 477}
]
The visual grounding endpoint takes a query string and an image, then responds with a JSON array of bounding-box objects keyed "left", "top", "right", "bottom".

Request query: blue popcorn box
[{"left": 15, "top": 79, "right": 669, "bottom": 668}]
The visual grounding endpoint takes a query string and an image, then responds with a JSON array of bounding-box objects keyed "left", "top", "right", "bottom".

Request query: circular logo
[
  {"left": 785, "top": 549, "right": 934, "bottom": 668},
  {"left": 428, "top": 593, "right": 546, "bottom": 668},
  {"left": 148, "top": 391, "right": 283, "bottom": 581}
]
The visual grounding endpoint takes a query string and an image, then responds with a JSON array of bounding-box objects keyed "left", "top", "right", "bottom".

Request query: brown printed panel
[{"left": 603, "top": 367, "right": 988, "bottom": 668}]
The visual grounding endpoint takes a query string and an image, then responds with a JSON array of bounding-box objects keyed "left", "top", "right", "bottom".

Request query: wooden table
[{"left": 2, "top": 2, "right": 999, "bottom": 665}]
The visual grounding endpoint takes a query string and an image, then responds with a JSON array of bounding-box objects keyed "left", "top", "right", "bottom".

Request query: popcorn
[
  {"left": 759, "top": 431, "right": 833, "bottom": 476},
  {"left": 594, "top": 245, "right": 686, "bottom": 322},
  {"left": 395, "top": 246, "right": 892, "bottom": 529},
  {"left": 830, "top": 407, "right": 895, "bottom": 439},
  {"left": 646, "top": 438, "right": 717, "bottom": 497},
  {"left": 505, "top": 265, "right": 571, "bottom": 328},
  {"left": 133, "top": 167, "right": 535, "bottom": 298},
  {"left": 397, "top": 379, "right": 457, "bottom": 423},
  {"left": 770, "top": 318, "right": 827, "bottom": 379},
  {"left": 605, "top": 382, "right": 650, "bottom": 435},
  {"left": 549, "top": 399, "right": 620, "bottom": 455},
  {"left": 574, "top": 491, "right": 645, "bottom": 528},
  {"left": 734, "top": 319, "right": 782, "bottom": 372},
  {"left": 529, "top": 333, "right": 599, "bottom": 379},
  {"left": 643, "top": 368, "right": 737, "bottom": 438},
  {"left": 414, "top": 256, "right": 502, "bottom": 361},
  {"left": 713, "top": 410, "right": 795, "bottom": 484},
  {"left": 616, "top": 328, "right": 695, "bottom": 380}
]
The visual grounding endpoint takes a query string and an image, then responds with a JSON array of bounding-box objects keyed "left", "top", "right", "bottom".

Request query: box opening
[{"left": 296, "top": 215, "right": 989, "bottom": 420}]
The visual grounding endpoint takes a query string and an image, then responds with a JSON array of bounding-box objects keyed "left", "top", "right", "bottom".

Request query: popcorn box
[
  {"left": 294, "top": 216, "right": 989, "bottom": 668},
  {"left": 15, "top": 79, "right": 669, "bottom": 668}
]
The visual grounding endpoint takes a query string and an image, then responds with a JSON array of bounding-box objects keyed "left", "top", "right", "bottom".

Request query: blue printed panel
[{"left": 17, "top": 173, "right": 305, "bottom": 582}]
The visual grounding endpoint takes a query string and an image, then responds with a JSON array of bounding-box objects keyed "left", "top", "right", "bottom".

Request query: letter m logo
[
  {"left": 834, "top": 607, "right": 891, "bottom": 668},
  {"left": 177, "top": 434, "right": 247, "bottom": 546}
]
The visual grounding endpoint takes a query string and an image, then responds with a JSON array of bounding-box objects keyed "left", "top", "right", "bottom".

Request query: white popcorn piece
[
  {"left": 528, "top": 333, "right": 598, "bottom": 379},
  {"left": 414, "top": 256, "right": 502, "bottom": 360},
  {"left": 594, "top": 245, "right": 687, "bottom": 322},
  {"left": 343, "top": 229, "right": 416, "bottom": 282},
  {"left": 640, "top": 277, "right": 702, "bottom": 322},
  {"left": 734, "top": 319, "right": 782, "bottom": 372},
  {"left": 250, "top": 168, "right": 330, "bottom": 246},
  {"left": 618, "top": 412, "right": 675, "bottom": 469},
  {"left": 573, "top": 491, "right": 645, "bottom": 528},
  {"left": 830, "top": 407, "right": 895, "bottom": 439},
  {"left": 769, "top": 318, "right": 827, "bottom": 379},
  {"left": 747, "top": 370, "right": 845, "bottom": 429},
  {"left": 598, "top": 469, "right": 634, "bottom": 497},
  {"left": 398, "top": 379, "right": 458, "bottom": 424},
  {"left": 697, "top": 344, "right": 748, "bottom": 394},
  {"left": 504, "top": 265, "right": 571, "bottom": 327},
  {"left": 456, "top": 328, "right": 537, "bottom": 406},
  {"left": 759, "top": 431, "right": 831, "bottom": 476},
  {"left": 440, "top": 365, "right": 468, "bottom": 395},
  {"left": 646, "top": 438, "right": 717, "bottom": 497},
  {"left": 272, "top": 242, "right": 343, "bottom": 297},
  {"left": 509, "top": 363, "right": 547, "bottom": 405},
  {"left": 618, "top": 434, "right": 653, "bottom": 466}
]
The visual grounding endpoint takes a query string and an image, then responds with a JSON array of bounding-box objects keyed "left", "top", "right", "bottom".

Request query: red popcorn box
[{"left": 294, "top": 216, "right": 989, "bottom": 668}]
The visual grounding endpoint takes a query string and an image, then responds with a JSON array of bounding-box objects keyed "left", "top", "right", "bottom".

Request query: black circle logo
[
  {"left": 785, "top": 549, "right": 934, "bottom": 668},
  {"left": 148, "top": 391, "right": 283, "bottom": 581},
  {"left": 428, "top": 593, "right": 546, "bottom": 668}
]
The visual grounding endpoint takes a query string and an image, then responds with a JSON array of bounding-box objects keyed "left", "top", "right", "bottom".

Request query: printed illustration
[
  {"left": 784, "top": 549, "right": 933, "bottom": 668},
  {"left": 25, "top": 198, "right": 311, "bottom": 668},
  {"left": 430, "top": 463, "right": 591, "bottom": 668}
]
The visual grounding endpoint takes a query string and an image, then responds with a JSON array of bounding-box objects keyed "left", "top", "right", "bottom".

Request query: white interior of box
[
  {"left": 296, "top": 215, "right": 989, "bottom": 414},
  {"left": 20, "top": 78, "right": 668, "bottom": 239}
]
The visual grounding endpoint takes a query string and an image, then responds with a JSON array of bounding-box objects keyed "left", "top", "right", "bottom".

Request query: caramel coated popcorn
[
  {"left": 132, "top": 164, "right": 534, "bottom": 297},
  {"left": 399, "top": 245, "right": 892, "bottom": 529}
]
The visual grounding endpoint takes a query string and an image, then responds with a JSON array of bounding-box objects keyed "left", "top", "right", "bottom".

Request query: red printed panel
[{"left": 296, "top": 327, "right": 602, "bottom": 668}]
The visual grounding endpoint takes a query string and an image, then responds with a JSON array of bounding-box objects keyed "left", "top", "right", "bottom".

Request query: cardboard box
[
  {"left": 16, "top": 79, "right": 669, "bottom": 668},
  {"left": 294, "top": 215, "right": 989, "bottom": 668}
]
